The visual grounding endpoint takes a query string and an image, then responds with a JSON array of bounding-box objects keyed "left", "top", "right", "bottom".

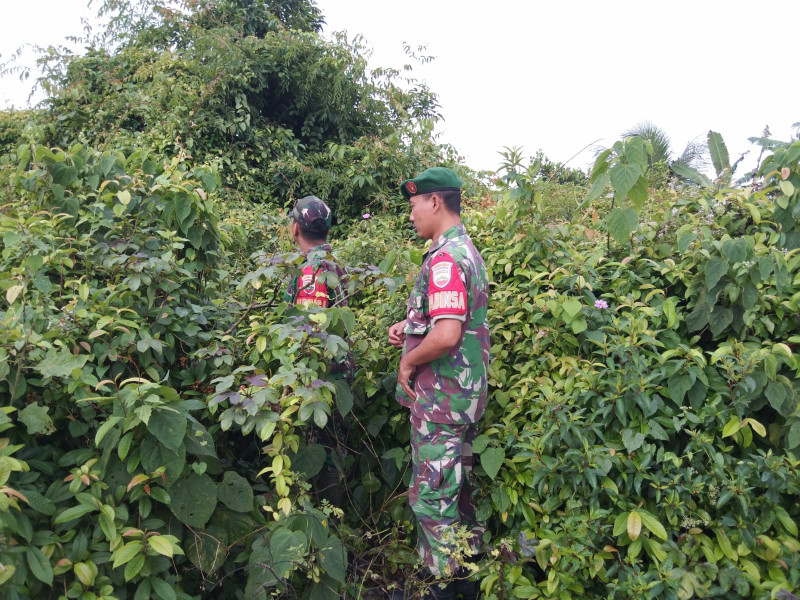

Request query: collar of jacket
[{"left": 425, "top": 223, "right": 466, "bottom": 258}]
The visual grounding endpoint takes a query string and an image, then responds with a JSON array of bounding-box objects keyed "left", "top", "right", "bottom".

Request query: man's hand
[
  {"left": 388, "top": 319, "right": 407, "bottom": 348},
  {"left": 398, "top": 354, "right": 416, "bottom": 399}
]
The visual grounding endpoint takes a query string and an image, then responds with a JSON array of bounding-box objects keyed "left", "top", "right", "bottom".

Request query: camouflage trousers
[{"left": 409, "top": 415, "right": 484, "bottom": 577}]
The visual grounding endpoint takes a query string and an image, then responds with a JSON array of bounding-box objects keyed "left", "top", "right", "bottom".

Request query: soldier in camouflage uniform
[
  {"left": 388, "top": 168, "right": 490, "bottom": 598},
  {"left": 286, "top": 195, "right": 354, "bottom": 379}
]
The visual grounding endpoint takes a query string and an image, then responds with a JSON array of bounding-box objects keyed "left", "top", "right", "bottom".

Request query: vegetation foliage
[{"left": 2, "top": 1, "right": 800, "bottom": 599}]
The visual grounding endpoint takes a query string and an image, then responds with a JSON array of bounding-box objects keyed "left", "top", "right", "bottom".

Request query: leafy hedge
[
  {"left": 462, "top": 137, "right": 800, "bottom": 598},
  {"left": 3, "top": 133, "right": 800, "bottom": 600}
]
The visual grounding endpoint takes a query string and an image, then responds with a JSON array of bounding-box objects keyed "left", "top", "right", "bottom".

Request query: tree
[{"left": 620, "top": 120, "right": 708, "bottom": 173}]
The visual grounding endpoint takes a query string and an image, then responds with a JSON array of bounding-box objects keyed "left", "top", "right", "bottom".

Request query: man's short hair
[
  {"left": 437, "top": 189, "right": 461, "bottom": 215},
  {"left": 297, "top": 224, "right": 328, "bottom": 244}
]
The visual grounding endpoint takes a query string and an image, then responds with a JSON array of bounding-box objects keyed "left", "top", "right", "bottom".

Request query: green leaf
[
  {"left": 338, "top": 307, "right": 356, "bottom": 334},
  {"left": 677, "top": 231, "right": 697, "bottom": 254},
  {"left": 186, "top": 526, "right": 228, "bottom": 575},
  {"left": 26, "top": 546, "right": 53, "bottom": 585},
  {"left": 590, "top": 149, "right": 612, "bottom": 180},
  {"left": 624, "top": 136, "right": 647, "bottom": 167},
  {"left": 51, "top": 162, "right": 78, "bottom": 187},
  {"left": 146, "top": 408, "right": 187, "bottom": 452},
  {"left": 34, "top": 348, "right": 88, "bottom": 379},
  {"left": 638, "top": 509, "right": 668, "bottom": 540},
  {"left": 704, "top": 257, "right": 729, "bottom": 290},
  {"left": 471, "top": 434, "right": 490, "bottom": 454},
  {"left": 708, "top": 130, "right": 730, "bottom": 176},
  {"left": 722, "top": 416, "right": 742, "bottom": 438},
  {"left": 174, "top": 194, "right": 192, "bottom": 225},
  {"left": 95, "top": 416, "right": 122, "bottom": 446},
  {"left": 670, "top": 161, "right": 712, "bottom": 186},
  {"left": 610, "top": 163, "right": 642, "bottom": 201},
  {"left": 775, "top": 507, "right": 798, "bottom": 536},
  {"left": 581, "top": 173, "right": 610, "bottom": 208},
  {"left": 607, "top": 208, "right": 638, "bottom": 245},
  {"left": 613, "top": 512, "right": 628, "bottom": 536},
  {"left": 0, "top": 565, "right": 17, "bottom": 585},
  {"left": 622, "top": 428, "right": 645, "bottom": 452},
  {"left": 779, "top": 180, "right": 795, "bottom": 196},
  {"left": 333, "top": 379, "right": 354, "bottom": 417},
  {"left": 54, "top": 503, "right": 96, "bottom": 524},
  {"left": 715, "top": 529, "right": 737, "bottom": 561},
  {"left": 218, "top": 471, "right": 254, "bottom": 512},
  {"left": 113, "top": 541, "right": 143, "bottom": 568},
  {"left": 293, "top": 444, "right": 326, "bottom": 479},
  {"left": 571, "top": 318, "right": 587, "bottom": 334},
  {"left": 18, "top": 403, "right": 55, "bottom": 435},
  {"left": 269, "top": 528, "right": 308, "bottom": 578},
  {"left": 562, "top": 298, "right": 582, "bottom": 319},
  {"left": 721, "top": 239, "right": 749, "bottom": 264},
  {"left": 148, "top": 535, "right": 174, "bottom": 558},
  {"left": 709, "top": 307, "right": 733, "bottom": 337},
  {"left": 124, "top": 552, "right": 145, "bottom": 581},
  {"left": 169, "top": 473, "right": 217, "bottom": 528},
  {"left": 480, "top": 447, "right": 504, "bottom": 481},
  {"left": 766, "top": 382, "right": 793, "bottom": 416},
  {"left": 786, "top": 422, "right": 800, "bottom": 449},
  {"left": 150, "top": 576, "right": 177, "bottom": 600},
  {"left": 663, "top": 299, "right": 677, "bottom": 328},
  {"left": 319, "top": 536, "right": 347, "bottom": 583},
  {"left": 628, "top": 176, "right": 648, "bottom": 212}
]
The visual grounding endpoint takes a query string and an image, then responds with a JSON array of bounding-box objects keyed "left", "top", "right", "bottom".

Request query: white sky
[{"left": 2, "top": 0, "right": 798, "bottom": 175}]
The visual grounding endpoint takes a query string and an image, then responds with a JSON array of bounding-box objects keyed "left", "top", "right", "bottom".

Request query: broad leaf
[
  {"left": 218, "top": 471, "right": 254, "bottom": 512},
  {"left": 610, "top": 163, "right": 641, "bottom": 201},
  {"left": 147, "top": 408, "right": 187, "bottom": 452},
  {"left": 480, "top": 447, "right": 504, "bottom": 481},
  {"left": 639, "top": 509, "right": 668, "bottom": 540},
  {"left": 26, "top": 546, "right": 53, "bottom": 585},
  {"left": 18, "top": 403, "right": 55, "bottom": 435},
  {"left": 607, "top": 208, "right": 638, "bottom": 245},
  {"left": 169, "top": 473, "right": 217, "bottom": 528},
  {"left": 34, "top": 348, "right": 88, "bottom": 379},
  {"left": 293, "top": 444, "right": 326, "bottom": 479},
  {"left": 333, "top": 379, "right": 354, "bottom": 417},
  {"left": 704, "top": 257, "right": 729, "bottom": 290}
]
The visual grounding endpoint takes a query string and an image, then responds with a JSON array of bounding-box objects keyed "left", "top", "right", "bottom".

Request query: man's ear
[
  {"left": 290, "top": 221, "right": 300, "bottom": 239},
  {"left": 430, "top": 193, "right": 441, "bottom": 213}
]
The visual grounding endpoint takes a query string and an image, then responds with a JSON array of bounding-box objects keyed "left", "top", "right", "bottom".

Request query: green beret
[
  {"left": 289, "top": 195, "right": 332, "bottom": 233},
  {"left": 400, "top": 166, "right": 462, "bottom": 201}
]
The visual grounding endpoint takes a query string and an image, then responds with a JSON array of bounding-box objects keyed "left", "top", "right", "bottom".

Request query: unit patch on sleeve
[{"left": 427, "top": 252, "right": 467, "bottom": 321}]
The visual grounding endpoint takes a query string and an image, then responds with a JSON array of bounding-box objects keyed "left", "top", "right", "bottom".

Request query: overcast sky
[{"left": 2, "top": 0, "right": 798, "bottom": 175}]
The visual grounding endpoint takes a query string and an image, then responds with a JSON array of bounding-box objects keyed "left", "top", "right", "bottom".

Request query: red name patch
[{"left": 427, "top": 252, "right": 467, "bottom": 319}]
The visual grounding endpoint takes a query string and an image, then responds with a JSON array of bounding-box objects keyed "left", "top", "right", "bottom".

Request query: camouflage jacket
[
  {"left": 285, "top": 244, "right": 354, "bottom": 379},
  {"left": 397, "top": 224, "right": 490, "bottom": 424}
]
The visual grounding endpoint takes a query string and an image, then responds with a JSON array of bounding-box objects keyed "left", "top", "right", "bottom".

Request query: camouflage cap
[
  {"left": 400, "top": 166, "right": 462, "bottom": 201},
  {"left": 290, "top": 196, "right": 332, "bottom": 233}
]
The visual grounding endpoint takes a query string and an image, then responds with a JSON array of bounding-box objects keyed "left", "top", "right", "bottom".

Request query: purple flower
[
  {"left": 363, "top": 213, "right": 371, "bottom": 219},
  {"left": 594, "top": 299, "right": 609, "bottom": 309}
]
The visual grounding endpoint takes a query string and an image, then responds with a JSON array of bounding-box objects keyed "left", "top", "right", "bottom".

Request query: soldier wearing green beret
[{"left": 388, "top": 167, "right": 490, "bottom": 599}]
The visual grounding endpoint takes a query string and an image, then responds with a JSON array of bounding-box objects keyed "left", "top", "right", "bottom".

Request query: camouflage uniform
[{"left": 397, "top": 224, "right": 490, "bottom": 576}]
